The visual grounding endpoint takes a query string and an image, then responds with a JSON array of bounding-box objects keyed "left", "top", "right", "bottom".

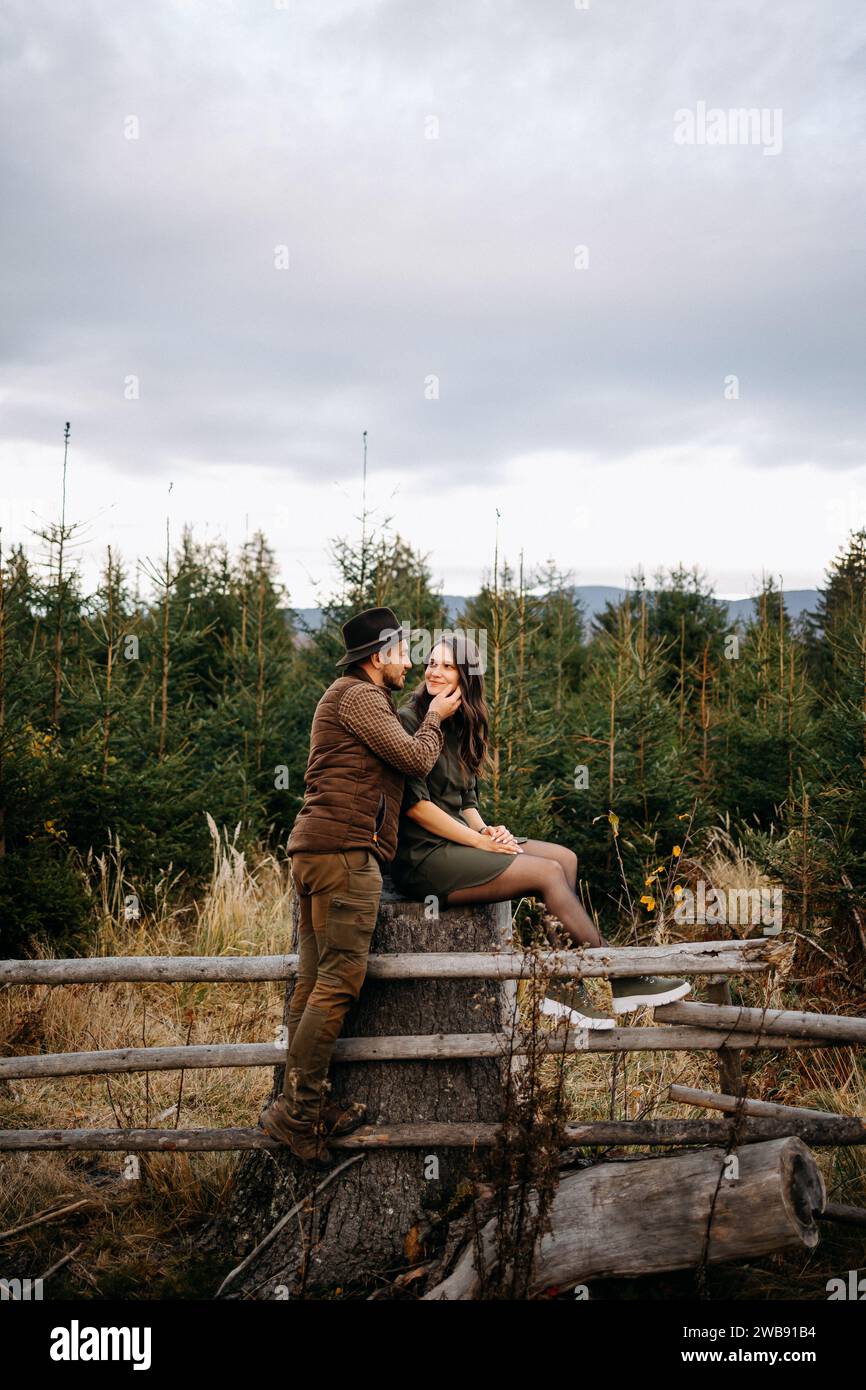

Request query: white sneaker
[{"left": 540, "top": 992, "right": 615, "bottom": 1031}]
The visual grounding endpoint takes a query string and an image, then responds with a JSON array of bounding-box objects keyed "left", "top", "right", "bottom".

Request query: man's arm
[{"left": 338, "top": 684, "right": 444, "bottom": 776}]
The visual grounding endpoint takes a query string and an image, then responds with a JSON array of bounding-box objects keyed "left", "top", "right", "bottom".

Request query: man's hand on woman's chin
[{"left": 429, "top": 688, "right": 462, "bottom": 719}]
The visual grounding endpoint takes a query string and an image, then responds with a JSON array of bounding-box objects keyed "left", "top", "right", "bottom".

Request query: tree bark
[{"left": 203, "top": 888, "right": 514, "bottom": 1298}]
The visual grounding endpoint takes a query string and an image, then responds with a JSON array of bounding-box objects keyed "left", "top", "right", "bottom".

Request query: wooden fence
[{"left": 1, "top": 927, "right": 863, "bottom": 1154}]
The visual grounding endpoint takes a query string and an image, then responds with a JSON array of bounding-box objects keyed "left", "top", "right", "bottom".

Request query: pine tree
[
  {"left": 714, "top": 576, "right": 813, "bottom": 823},
  {"left": 458, "top": 551, "right": 558, "bottom": 836},
  {"left": 561, "top": 614, "right": 692, "bottom": 928},
  {"left": 803, "top": 527, "right": 866, "bottom": 692}
]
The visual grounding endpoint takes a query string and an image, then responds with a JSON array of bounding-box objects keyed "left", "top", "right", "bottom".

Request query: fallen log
[
  {"left": 2, "top": 1116, "right": 863, "bottom": 1151},
  {"left": 423, "top": 1136, "right": 826, "bottom": 1299},
  {"left": 0, "top": 937, "right": 786, "bottom": 985},
  {"left": 655, "top": 999, "right": 866, "bottom": 1043}
]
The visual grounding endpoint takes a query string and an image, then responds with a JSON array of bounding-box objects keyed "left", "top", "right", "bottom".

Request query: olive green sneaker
[
  {"left": 611, "top": 975, "right": 691, "bottom": 1014},
  {"left": 257, "top": 1095, "right": 335, "bottom": 1169},
  {"left": 541, "top": 979, "right": 615, "bottom": 1030}
]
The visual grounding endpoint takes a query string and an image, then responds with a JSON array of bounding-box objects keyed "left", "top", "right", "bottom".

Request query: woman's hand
[
  {"left": 478, "top": 827, "right": 522, "bottom": 854},
  {"left": 482, "top": 825, "right": 521, "bottom": 850}
]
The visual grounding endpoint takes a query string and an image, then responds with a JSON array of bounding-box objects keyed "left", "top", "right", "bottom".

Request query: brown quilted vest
[{"left": 287, "top": 672, "right": 406, "bottom": 863}]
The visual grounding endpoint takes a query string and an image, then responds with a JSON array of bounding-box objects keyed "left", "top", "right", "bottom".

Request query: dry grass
[{"left": 0, "top": 818, "right": 291, "bottom": 1299}]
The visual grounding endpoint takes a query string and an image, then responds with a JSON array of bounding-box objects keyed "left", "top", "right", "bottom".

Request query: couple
[{"left": 258, "top": 606, "right": 690, "bottom": 1166}]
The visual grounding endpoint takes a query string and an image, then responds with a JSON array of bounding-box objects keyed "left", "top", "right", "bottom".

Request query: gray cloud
[{"left": 1, "top": 0, "right": 865, "bottom": 490}]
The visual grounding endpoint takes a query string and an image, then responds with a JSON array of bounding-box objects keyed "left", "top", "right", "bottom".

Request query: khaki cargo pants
[{"left": 282, "top": 849, "right": 382, "bottom": 1120}]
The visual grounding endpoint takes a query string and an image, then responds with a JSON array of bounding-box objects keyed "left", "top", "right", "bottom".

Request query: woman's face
[{"left": 425, "top": 643, "right": 460, "bottom": 698}]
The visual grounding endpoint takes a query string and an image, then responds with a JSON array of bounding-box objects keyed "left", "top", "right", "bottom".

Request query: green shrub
[{"left": 0, "top": 842, "right": 95, "bottom": 957}]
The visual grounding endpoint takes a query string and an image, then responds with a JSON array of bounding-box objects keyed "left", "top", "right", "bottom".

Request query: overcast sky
[{"left": 1, "top": 0, "right": 865, "bottom": 606}]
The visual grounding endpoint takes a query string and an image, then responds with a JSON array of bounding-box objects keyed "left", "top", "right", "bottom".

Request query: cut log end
[{"left": 781, "top": 1140, "right": 826, "bottom": 1248}]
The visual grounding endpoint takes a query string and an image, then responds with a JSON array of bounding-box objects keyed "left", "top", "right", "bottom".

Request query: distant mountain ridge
[{"left": 290, "top": 587, "right": 820, "bottom": 633}]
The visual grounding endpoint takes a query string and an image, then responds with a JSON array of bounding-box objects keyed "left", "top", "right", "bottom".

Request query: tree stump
[{"left": 208, "top": 884, "right": 514, "bottom": 1298}]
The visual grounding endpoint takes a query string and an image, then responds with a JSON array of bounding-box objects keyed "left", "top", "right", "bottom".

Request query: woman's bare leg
[{"left": 446, "top": 852, "right": 604, "bottom": 949}]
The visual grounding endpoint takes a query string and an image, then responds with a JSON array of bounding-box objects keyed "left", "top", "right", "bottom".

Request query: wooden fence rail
[
  {"left": 656, "top": 999, "right": 866, "bottom": 1043},
  {"left": 668, "top": 1084, "right": 862, "bottom": 1122},
  {"left": 1, "top": 1116, "right": 863, "bottom": 1152},
  {"left": 0, "top": 1025, "right": 853, "bottom": 1083},
  {"left": 0, "top": 938, "right": 785, "bottom": 985}
]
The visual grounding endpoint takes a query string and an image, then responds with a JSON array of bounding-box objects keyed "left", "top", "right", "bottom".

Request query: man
[{"left": 259, "top": 606, "right": 461, "bottom": 1166}]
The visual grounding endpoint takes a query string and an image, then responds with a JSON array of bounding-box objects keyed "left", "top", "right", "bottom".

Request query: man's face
[{"left": 377, "top": 637, "right": 412, "bottom": 690}]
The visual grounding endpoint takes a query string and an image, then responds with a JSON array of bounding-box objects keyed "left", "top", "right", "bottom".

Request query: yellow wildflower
[{"left": 672, "top": 845, "right": 682, "bottom": 857}]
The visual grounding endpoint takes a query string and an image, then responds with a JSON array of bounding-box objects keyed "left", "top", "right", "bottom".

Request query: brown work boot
[
  {"left": 257, "top": 1095, "right": 334, "bottom": 1169},
  {"left": 320, "top": 1100, "right": 368, "bottom": 1137}
]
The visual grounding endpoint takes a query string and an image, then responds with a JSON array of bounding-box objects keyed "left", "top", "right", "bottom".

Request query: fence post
[{"left": 706, "top": 974, "right": 745, "bottom": 1097}]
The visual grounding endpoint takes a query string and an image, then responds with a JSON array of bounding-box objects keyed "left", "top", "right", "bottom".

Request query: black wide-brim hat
[{"left": 335, "top": 605, "right": 404, "bottom": 669}]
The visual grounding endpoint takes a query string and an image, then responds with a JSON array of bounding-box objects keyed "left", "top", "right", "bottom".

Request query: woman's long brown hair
[{"left": 408, "top": 632, "right": 490, "bottom": 782}]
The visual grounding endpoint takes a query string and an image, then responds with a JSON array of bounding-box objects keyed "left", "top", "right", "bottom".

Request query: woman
[{"left": 392, "top": 633, "right": 690, "bottom": 1027}]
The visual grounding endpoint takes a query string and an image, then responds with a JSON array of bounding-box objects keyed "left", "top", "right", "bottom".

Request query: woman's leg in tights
[
  {"left": 519, "top": 840, "right": 577, "bottom": 890},
  {"left": 446, "top": 852, "right": 605, "bottom": 949},
  {"left": 516, "top": 840, "right": 611, "bottom": 948}
]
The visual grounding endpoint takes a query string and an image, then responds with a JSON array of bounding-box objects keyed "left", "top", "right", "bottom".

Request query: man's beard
[{"left": 381, "top": 667, "right": 406, "bottom": 691}]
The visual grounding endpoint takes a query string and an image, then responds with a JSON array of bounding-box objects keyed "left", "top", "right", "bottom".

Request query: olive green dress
[{"left": 390, "top": 702, "right": 516, "bottom": 902}]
